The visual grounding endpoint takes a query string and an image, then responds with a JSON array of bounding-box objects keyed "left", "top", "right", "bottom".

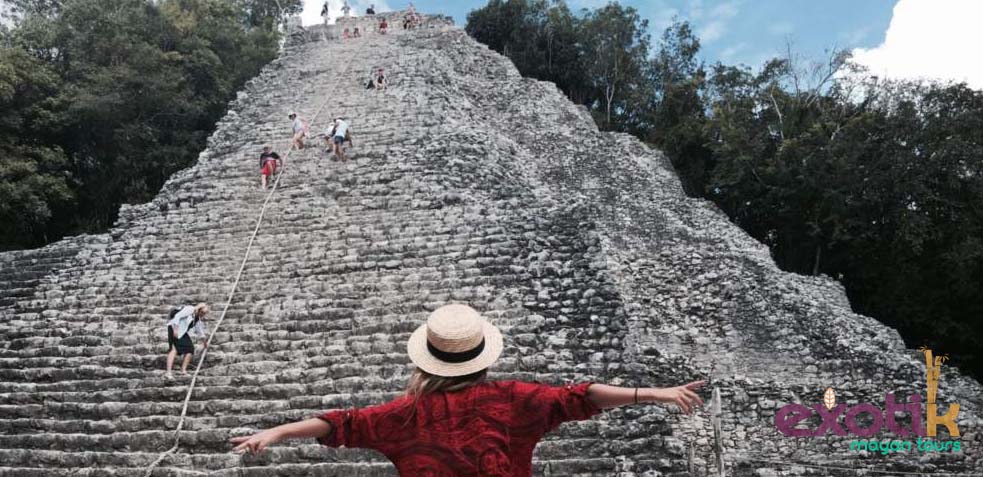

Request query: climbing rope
[{"left": 142, "top": 58, "right": 355, "bottom": 477}]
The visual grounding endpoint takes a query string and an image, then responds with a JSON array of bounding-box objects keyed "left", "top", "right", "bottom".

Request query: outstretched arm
[
  {"left": 230, "top": 417, "right": 331, "bottom": 454},
  {"left": 587, "top": 381, "right": 705, "bottom": 414}
]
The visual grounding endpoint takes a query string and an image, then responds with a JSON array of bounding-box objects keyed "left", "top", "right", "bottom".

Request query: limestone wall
[{"left": 0, "top": 12, "right": 980, "bottom": 477}]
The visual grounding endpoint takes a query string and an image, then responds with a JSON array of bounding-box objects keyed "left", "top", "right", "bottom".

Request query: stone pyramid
[{"left": 1, "top": 11, "right": 980, "bottom": 477}]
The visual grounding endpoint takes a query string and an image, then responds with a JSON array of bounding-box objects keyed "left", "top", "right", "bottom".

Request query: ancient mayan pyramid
[{"left": 1, "top": 11, "right": 980, "bottom": 477}]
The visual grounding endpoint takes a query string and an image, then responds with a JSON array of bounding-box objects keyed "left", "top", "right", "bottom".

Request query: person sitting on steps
[
  {"left": 325, "top": 117, "right": 353, "bottom": 161},
  {"left": 259, "top": 145, "right": 281, "bottom": 190},
  {"left": 165, "top": 303, "right": 209, "bottom": 380},
  {"left": 231, "top": 304, "right": 705, "bottom": 475},
  {"left": 289, "top": 112, "right": 308, "bottom": 150},
  {"left": 343, "top": 28, "right": 350, "bottom": 40},
  {"left": 378, "top": 18, "right": 388, "bottom": 34},
  {"left": 353, "top": 26, "right": 361, "bottom": 38}
]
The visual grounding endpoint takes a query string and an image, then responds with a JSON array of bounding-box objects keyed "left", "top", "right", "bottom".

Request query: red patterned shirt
[{"left": 316, "top": 380, "right": 600, "bottom": 476}]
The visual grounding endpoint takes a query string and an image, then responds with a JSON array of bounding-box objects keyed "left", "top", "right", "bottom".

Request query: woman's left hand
[{"left": 654, "top": 381, "right": 705, "bottom": 414}]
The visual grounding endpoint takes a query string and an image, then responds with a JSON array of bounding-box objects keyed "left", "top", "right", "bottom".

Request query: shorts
[
  {"left": 333, "top": 135, "right": 346, "bottom": 145},
  {"left": 261, "top": 161, "right": 277, "bottom": 177},
  {"left": 168, "top": 326, "right": 194, "bottom": 355}
]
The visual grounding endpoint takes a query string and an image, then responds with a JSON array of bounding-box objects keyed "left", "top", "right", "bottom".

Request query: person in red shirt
[
  {"left": 231, "top": 304, "right": 704, "bottom": 476},
  {"left": 258, "top": 146, "right": 281, "bottom": 190}
]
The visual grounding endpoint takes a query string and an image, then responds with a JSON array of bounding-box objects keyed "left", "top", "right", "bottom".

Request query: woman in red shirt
[{"left": 231, "top": 304, "right": 704, "bottom": 476}]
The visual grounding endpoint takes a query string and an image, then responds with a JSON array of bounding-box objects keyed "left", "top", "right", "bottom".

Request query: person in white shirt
[
  {"left": 289, "top": 112, "right": 308, "bottom": 150},
  {"left": 325, "top": 118, "right": 353, "bottom": 161},
  {"left": 165, "top": 303, "right": 209, "bottom": 379}
]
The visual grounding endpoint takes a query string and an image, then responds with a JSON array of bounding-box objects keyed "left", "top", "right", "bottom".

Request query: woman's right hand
[{"left": 230, "top": 428, "right": 283, "bottom": 454}]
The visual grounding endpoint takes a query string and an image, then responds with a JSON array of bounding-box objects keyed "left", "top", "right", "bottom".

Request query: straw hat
[
  {"left": 194, "top": 303, "right": 209, "bottom": 317},
  {"left": 407, "top": 304, "right": 504, "bottom": 377}
]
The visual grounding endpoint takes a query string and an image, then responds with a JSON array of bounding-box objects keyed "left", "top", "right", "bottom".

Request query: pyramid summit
[{"left": 0, "top": 11, "right": 980, "bottom": 476}]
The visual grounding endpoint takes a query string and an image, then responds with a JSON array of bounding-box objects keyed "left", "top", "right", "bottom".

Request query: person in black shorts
[
  {"left": 165, "top": 303, "right": 209, "bottom": 379},
  {"left": 324, "top": 118, "right": 353, "bottom": 161},
  {"left": 374, "top": 67, "right": 387, "bottom": 90}
]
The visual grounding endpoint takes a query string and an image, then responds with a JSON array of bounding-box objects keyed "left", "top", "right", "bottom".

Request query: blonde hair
[
  {"left": 194, "top": 303, "right": 209, "bottom": 318},
  {"left": 405, "top": 367, "right": 487, "bottom": 398}
]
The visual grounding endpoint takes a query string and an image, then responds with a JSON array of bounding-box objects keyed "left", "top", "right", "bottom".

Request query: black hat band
[{"left": 427, "top": 338, "right": 485, "bottom": 363}]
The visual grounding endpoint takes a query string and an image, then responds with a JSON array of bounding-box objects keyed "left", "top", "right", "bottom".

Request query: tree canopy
[{"left": 0, "top": 0, "right": 299, "bottom": 249}]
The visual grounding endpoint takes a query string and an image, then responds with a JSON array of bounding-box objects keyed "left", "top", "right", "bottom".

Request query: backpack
[{"left": 168, "top": 304, "right": 191, "bottom": 320}]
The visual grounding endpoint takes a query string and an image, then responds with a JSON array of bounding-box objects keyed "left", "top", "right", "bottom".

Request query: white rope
[{"left": 142, "top": 58, "right": 353, "bottom": 477}]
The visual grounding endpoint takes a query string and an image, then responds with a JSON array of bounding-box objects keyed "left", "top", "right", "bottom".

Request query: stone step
[{"left": 0, "top": 430, "right": 615, "bottom": 459}]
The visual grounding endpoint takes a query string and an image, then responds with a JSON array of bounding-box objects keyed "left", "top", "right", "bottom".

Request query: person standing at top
[
  {"left": 288, "top": 112, "right": 308, "bottom": 150},
  {"left": 165, "top": 303, "right": 209, "bottom": 379},
  {"left": 341, "top": 0, "right": 351, "bottom": 17},
  {"left": 320, "top": 1, "right": 330, "bottom": 25},
  {"left": 259, "top": 146, "right": 282, "bottom": 190},
  {"left": 231, "top": 304, "right": 705, "bottom": 476},
  {"left": 325, "top": 117, "right": 353, "bottom": 162},
  {"left": 366, "top": 4, "right": 375, "bottom": 15}
]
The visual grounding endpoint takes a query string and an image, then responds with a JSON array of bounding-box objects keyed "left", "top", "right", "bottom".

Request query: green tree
[
  {"left": 0, "top": 47, "right": 73, "bottom": 249},
  {"left": 642, "top": 19, "right": 710, "bottom": 195},
  {"left": 0, "top": 0, "right": 297, "bottom": 248},
  {"left": 579, "top": 3, "right": 649, "bottom": 129},
  {"left": 465, "top": 0, "right": 588, "bottom": 101}
]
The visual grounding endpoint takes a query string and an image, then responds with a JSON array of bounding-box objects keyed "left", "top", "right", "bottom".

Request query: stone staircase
[{"left": 1, "top": 11, "right": 981, "bottom": 477}]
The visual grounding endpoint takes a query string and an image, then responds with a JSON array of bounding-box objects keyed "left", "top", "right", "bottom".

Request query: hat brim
[{"left": 407, "top": 320, "right": 503, "bottom": 378}]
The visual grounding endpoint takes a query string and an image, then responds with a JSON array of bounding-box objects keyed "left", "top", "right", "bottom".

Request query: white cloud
[
  {"left": 688, "top": 0, "right": 705, "bottom": 20},
  {"left": 851, "top": 0, "right": 983, "bottom": 89},
  {"left": 645, "top": 2, "right": 680, "bottom": 34},
  {"left": 692, "top": 0, "right": 740, "bottom": 44},
  {"left": 719, "top": 42, "right": 748, "bottom": 61},
  {"left": 569, "top": 0, "right": 611, "bottom": 9},
  {"left": 768, "top": 21, "right": 794, "bottom": 36},
  {"left": 709, "top": 1, "right": 738, "bottom": 19},
  {"left": 699, "top": 20, "right": 727, "bottom": 43},
  {"left": 301, "top": 0, "right": 393, "bottom": 27}
]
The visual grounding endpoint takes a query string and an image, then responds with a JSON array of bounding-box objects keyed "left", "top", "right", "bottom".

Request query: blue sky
[{"left": 398, "top": 0, "right": 895, "bottom": 69}]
